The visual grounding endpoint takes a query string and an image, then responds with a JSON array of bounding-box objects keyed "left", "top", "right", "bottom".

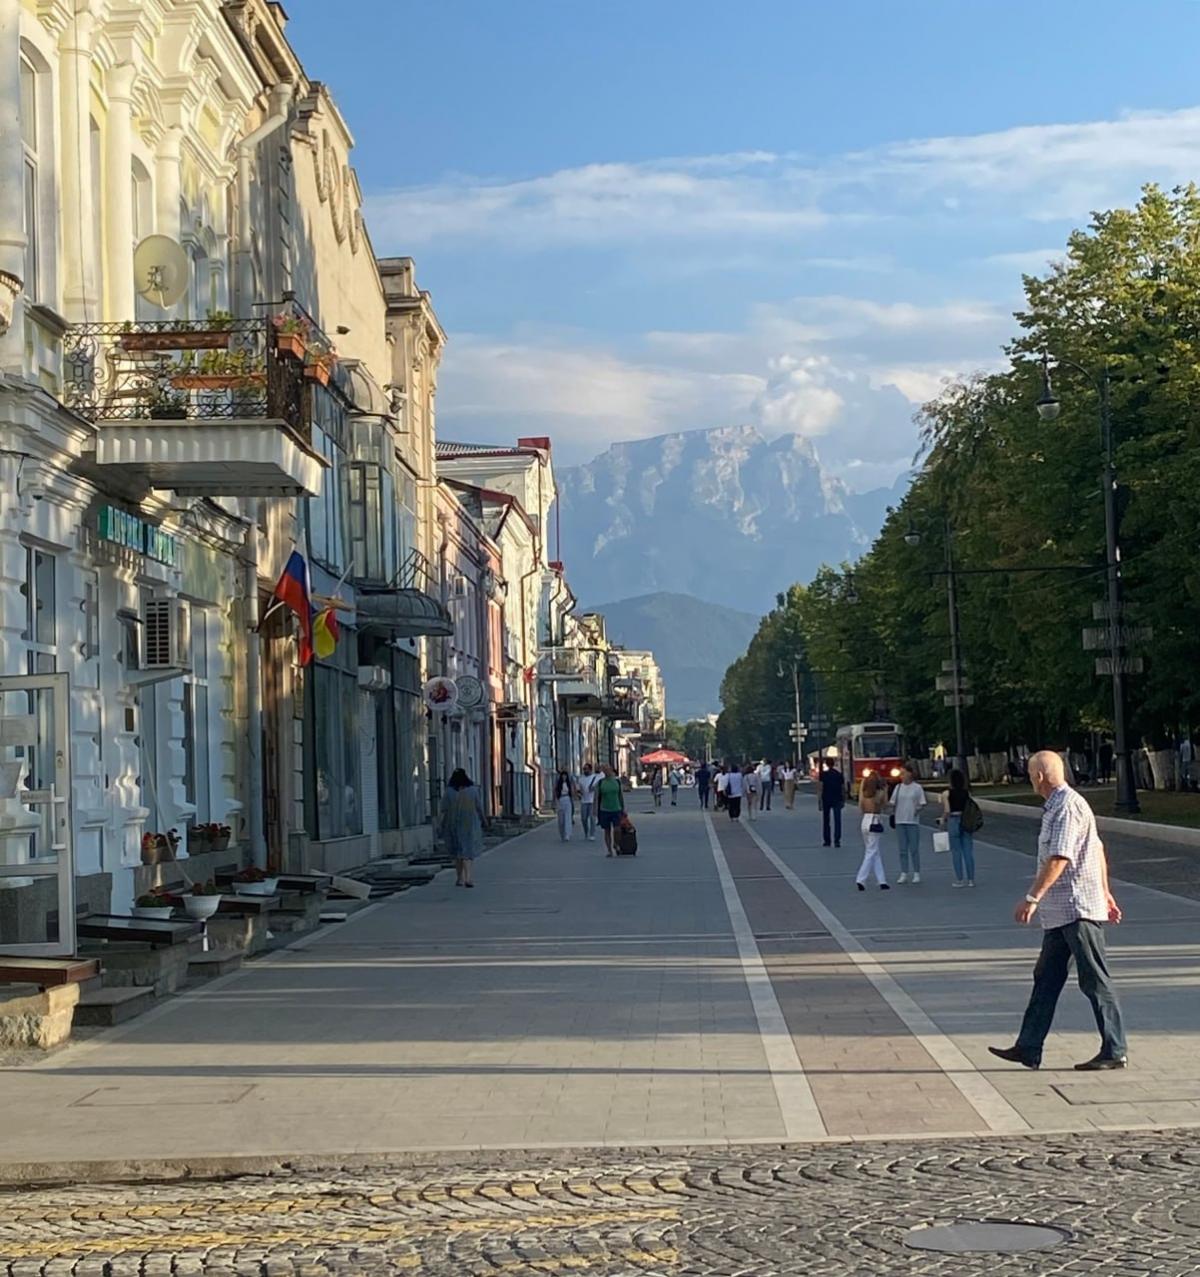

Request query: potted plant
[
  {"left": 140, "top": 829, "right": 180, "bottom": 865},
  {"left": 181, "top": 880, "right": 223, "bottom": 921},
  {"left": 206, "top": 308, "right": 234, "bottom": 330},
  {"left": 147, "top": 385, "right": 188, "bottom": 420},
  {"left": 170, "top": 349, "right": 266, "bottom": 391},
  {"left": 232, "top": 866, "right": 279, "bottom": 896},
  {"left": 192, "top": 822, "right": 233, "bottom": 853},
  {"left": 272, "top": 312, "right": 311, "bottom": 360},
  {"left": 132, "top": 890, "right": 175, "bottom": 921},
  {"left": 303, "top": 340, "right": 337, "bottom": 387}
]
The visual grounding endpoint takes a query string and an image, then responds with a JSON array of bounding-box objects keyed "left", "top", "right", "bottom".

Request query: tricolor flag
[
  {"left": 272, "top": 551, "right": 314, "bottom": 666},
  {"left": 312, "top": 606, "right": 339, "bottom": 660}
]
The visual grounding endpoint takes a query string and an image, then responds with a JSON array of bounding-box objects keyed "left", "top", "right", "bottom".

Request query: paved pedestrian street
[{"left": 2, "top": 791, "right": 1200, "bottom": 1272}]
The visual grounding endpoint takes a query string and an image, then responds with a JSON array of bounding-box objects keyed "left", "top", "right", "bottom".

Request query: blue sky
[{"left": 286, "top": 1, "right": 1200, "bottom": 488}]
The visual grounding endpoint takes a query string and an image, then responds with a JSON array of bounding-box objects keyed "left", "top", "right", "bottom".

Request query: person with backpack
[{"left": 940, "top": 768, "right": 982, "bottom": 886}]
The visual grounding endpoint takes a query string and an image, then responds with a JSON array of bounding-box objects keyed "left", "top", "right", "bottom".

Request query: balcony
[
  {"left": 62, "top": 307, "right": 328, "bottom": 498},
  {"left": 355, "top": 548, "right": 453, "bottom": 639}
]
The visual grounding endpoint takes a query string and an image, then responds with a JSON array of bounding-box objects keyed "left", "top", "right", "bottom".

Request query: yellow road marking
[{"left": 0, "top": 1206, "right": 680, "bottom": 1261}]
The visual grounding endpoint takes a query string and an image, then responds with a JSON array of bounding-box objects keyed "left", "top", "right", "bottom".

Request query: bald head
[{"left": 1028, "top": 750, "right": 1066, "bottom": 796}]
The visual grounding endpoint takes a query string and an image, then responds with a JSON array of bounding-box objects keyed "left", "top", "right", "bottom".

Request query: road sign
[
  {"left": 943, "top": 694, "right": 975, "bottom": 707},
  {"left": 941, "top": 659, "right": 966, "bottom": 673},
  {"left": 1092, "top": 601, "right": 1124, "bottom": 620},
  {"left": 789, "top": 728, "right": 808, "bottom": 739},
  {"left": 1095, "top": 657, "right": 1144, "bottom": 675},
  {"left": 935, "top": 674, "right": 971, "bottom": 692},
  {"left": 1081, "top": 625, "right": 1153, "bottom": 652}
]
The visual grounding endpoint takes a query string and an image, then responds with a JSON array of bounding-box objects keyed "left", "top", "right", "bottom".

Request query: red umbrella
[{"left": 640, "top": 749, "right": 688, "bottom": 766}]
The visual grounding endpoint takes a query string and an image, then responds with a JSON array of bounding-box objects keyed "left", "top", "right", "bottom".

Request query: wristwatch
[{"left": 1024, "top": 894, "right": 1040, "bottom": 905}]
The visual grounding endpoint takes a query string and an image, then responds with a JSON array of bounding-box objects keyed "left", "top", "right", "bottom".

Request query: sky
[{"left": 285, "top": 0, "right": 1200, "bottom": 490}]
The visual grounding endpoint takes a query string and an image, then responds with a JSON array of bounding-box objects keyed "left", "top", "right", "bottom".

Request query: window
[
  {"left": 137, "top": 588, "right": 161, "bottom": 829},
  {"left": 305, "top": 391, "right": 351, "bottom": 572},
  {"left": 19, "top": 55, "right": 39, "bottom": 301},
  {"left": 367, "top": 642, "right": 422, "bottom": 831},
  {"left": 22, "top": 546, "right": 56, "bottom": 674},
  {"left": 182, "top": 605, "right": 212, "bottom": 823},
  {"left": 346, "top": 461, "right": 398, "bottom": 584},
  {"left": 307, "top": 637, "right": 362, "bottom": 840}
]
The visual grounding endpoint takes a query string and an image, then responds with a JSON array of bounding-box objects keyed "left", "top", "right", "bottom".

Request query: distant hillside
[{"left": 586, "top": 592, "right": 759, "bottom": 720}]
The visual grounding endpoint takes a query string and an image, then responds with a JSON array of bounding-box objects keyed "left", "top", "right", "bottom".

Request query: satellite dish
[{"left": 132, "top": 235, "right": 189, "bottom": 310}]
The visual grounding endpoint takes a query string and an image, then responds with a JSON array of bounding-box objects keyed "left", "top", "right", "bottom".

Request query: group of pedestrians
[
  {"left": 696, "top": 759, "right": 803, "bottom": 819},
  {"left": 552, "top": 763, "right": 627, "bottom": 854}
]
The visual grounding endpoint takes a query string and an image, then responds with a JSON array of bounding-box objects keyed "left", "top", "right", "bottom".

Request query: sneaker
[
  {"left": 856, "top": 882, "right": 865, "bottom": 891},
  {"left": 897, "top": 872, "right": 909, "bottom": 885},
  {"left": 952, "top": 880, "right": 965, "bottom": 888},
  {"left": 967, "top": 879, "right": 975, "bottom": 887},
  {"left": 880, "top": 883, "right": 890, "bottom": 890},
  {"left": 912, "top": 873, "right": 921, "bottom": 884}
]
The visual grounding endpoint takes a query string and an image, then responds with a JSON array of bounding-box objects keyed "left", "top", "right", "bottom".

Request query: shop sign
[
  {"left": 423, "top": 676, "right": 459, "bottom": 712},
  {"left": 97, "top": 506, "right": 180, "bottom": 567}
]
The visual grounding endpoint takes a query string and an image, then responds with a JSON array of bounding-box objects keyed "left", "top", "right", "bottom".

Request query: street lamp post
[
  {"left": 1037, "top": 354, "right": 1140, "bottom": 815},
  {"left": 905, "top": 519, "right": 968, "bottom": 776}
]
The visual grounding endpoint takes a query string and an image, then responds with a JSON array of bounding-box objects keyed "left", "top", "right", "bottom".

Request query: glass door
[{"left": 0, "top": 673, "right": 75, "bottom": 956}]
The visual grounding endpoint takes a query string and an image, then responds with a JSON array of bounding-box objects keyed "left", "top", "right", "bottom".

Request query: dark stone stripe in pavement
[{"left": 712, "top": 818, "right": 982, "bottom": 1138}]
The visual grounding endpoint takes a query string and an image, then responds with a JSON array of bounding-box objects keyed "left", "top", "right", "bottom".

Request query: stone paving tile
[{"left": 3, "top": 1131, "right": 1200, "bottom": 1275}]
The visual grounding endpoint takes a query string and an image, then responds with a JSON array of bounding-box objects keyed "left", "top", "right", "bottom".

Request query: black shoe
[
  {"left": 880, "top": 884, "right": 890, "bottom": 890},
  {"left": 835, "top": 842, "right": 841, "bottom": 848},
  {"left": 988, "top": 1045, "right": 1039, "bottom": 1070},
  {"left": 823, "top": 841, "right": 831, "bottom": 847},
  {"left": 1074, "top": 1054, "right": 1128, "bottom": 1071},
  {"left": 856, "top": 883, "right": 865, "bottom": 891}
]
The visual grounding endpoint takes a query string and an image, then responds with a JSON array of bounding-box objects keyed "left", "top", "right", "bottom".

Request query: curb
[{"left": 975, "top": 797, "right": 1200, "bottom": 848}]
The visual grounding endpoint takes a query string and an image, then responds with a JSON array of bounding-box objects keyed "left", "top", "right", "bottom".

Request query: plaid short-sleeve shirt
[{"left": 1036, "top": 785, "right": 1110, "bottom": 929}]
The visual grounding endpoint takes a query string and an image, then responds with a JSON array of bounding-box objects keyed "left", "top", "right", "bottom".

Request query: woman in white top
[
  {"left": 889, "top": 765, "right": 927, "bottom": 884},
  {"left": 782, "top": 763, "right": 798, "bottom": 809}
]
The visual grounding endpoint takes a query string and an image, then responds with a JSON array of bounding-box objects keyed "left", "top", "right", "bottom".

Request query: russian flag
[{"left": 272, "top": 550, "right": 314, "bottom": 666}]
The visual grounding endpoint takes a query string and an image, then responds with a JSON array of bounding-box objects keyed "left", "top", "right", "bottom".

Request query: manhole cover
[{"left": 904, "top": 1222, "right": 1070, "bottom": 1254}]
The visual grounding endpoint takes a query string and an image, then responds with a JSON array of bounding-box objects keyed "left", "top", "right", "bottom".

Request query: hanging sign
[
  {"left": 455, "top": 675, "right": 484, "bottom": 710},
  {"left": 422, "top": 676, "right": 459, "bottom": 712}
]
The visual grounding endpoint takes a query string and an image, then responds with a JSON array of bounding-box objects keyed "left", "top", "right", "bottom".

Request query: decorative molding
[
  {"left": 0, "top": 270, "right": 22, "bottom": 337},
  {"left": 301, "top": 128, "right": 363, "bottom": 254}
]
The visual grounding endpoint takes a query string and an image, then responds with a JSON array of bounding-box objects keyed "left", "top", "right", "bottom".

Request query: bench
[
  {"left": 0, "top": 956, "right": 99, "bottom": 989},
  {"left": 77, "top": 915, "right": 203, "bottom": 948}
]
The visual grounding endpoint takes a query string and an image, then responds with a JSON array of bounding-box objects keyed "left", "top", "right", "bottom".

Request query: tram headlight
[{"left": 889, "top": 766, "right": 901, "bottom": 778}]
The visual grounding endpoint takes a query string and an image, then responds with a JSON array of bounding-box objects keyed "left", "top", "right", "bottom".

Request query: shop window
[
  {"left": 307, "top": 638, "right": 361, "bottom": 840},
  {"left": 370, "top": 645, "right": 422, "bottom": 831},
  {"left": 181, "top": 604, "right": 212, "bottom": 823}
]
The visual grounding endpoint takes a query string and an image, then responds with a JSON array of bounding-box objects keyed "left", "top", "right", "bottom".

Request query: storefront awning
[{"left": 355, "top": 587, "right": 453, "bottom": 638}]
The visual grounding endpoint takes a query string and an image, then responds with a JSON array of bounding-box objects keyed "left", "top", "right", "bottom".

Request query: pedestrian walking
[
  {"left": 442, "top": 768, "right": 485, "bottom": 888},
  {"left": 669, "top": 766, "right": 682, "bottom": 805},
  {"left": 782, "top": 762, "right": 797, "bottom": 810},
  {"left": 723, "top": 762, "right": 744, "bottom": 820},
  {"left": 744, "top": 764, "right": 760, "bottom": 820},
  {"left": 989, "top": 750, "right": 1127, "bottom": 1071},
  {"left": 819, "top": 756, "right": 845, "bottom": 847},
  {"left": 1098, "top": 739, "right": 1114, "bottom": 786},
  {"left": 939, "top": 768, "right": 978, "bottom": 886},
  {"left": 855, "top": 774, "right": 889, "bottom": 890},
  {"left": 759, "top": 760, "right": 774, "bottom": 812},
  {"left": 578, "top": 762, "right": 601, "bottom": 841},
  {"left": 594, "top": 763, "right": 626, "bottom": 858},
  {"left": 553, "top": 768, "right": 577, "bottom": 841},
  {"left": 650, "top": 768, "right": 664, "bottom": 809},
  {"left": 696, "top": 761, "right": 712, "bottom": 809},
  {"left": 890, "top": 765, "right": 926, "bottom": 884},
  {"left": 1179, "top": 735, "right": 1195, "bottom": 792}
]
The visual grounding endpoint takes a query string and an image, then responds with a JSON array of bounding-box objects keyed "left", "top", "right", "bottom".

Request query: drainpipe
[
  {"left": 244, "top": 509, "right": 267, "bottom": 870},
  {"left": 234, "top": 81, "right": 293, "bottom": 320}
]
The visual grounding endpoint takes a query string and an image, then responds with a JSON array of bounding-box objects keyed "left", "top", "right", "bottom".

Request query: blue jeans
[
  {"left": 897, "top": 823, "right": 921, "bottom": 873},
  {"left": 1016, "top": 920, "right": 1127, "bottom": 1064},
  {"left": 581, "top": 803, "right": 595, "bottom": 839},
  {"left": 948, "top": 813, "right": 975, "bottom": 881},
  {"left": 822, "top": 803, "right": 842, "bottom": 845}
]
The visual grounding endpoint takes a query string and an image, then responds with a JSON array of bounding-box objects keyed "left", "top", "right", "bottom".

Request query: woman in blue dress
[{"left": 442, "top": 768, "right": 485, "bottom": 888}]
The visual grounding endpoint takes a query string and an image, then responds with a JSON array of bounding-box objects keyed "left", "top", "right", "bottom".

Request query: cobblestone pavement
[{"left": 3, "top": 1130, "right": 1200, "bottom": 1275}]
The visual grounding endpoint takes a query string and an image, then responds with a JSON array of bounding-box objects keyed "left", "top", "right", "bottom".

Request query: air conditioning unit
[
  {"left": 143, "top": 598, "right": 191, "bottom": 671},
  {"left": 357, "top": 665, "right": 392, "bottom": 692}
]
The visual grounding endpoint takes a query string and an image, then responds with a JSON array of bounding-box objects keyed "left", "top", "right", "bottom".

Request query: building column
[
  {"left": 104, "top": 63, "right": 136, "bottom": 322},
  {"left": 155, "top": 124, "right": 182, "bottom": 241},
  {"left": 58, "top": 5, "right": 98, "bottom": 321},
  {"left": 0, "top": 0, "right": 25, "bottom": 342}
]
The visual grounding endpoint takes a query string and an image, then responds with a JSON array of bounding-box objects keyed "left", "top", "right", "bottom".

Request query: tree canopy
[{"left": 717, "top": 185, "right": 1200, "bottom": 762}]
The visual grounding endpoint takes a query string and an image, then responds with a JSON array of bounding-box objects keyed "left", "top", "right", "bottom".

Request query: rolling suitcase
[{"left": 617, "top": 822, "right": 638, "bottom": 856}]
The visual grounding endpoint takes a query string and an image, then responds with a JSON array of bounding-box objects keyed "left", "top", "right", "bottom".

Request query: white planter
[
  {"left": 235, "top": 877, "right": 278, "bottom": 897},
  {"left": 131, "top": 905, "right": 174, "bottom": 921},
  {"left": 181, "top": 894, "right": 222, "bottom": 920}
]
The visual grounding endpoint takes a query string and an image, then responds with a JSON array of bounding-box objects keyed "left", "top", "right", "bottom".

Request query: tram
[{"left": 833, "top": 721, "right": 906, "bottom": 797}]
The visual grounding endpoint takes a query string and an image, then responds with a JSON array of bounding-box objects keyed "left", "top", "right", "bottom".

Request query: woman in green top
[{"left": 594, "top": 763, "right": 625, "bottom": 858}]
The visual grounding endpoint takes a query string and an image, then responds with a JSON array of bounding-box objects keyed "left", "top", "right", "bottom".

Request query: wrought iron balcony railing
[{"left": 61, "top": 299, "right": 341, "bottom": 444}]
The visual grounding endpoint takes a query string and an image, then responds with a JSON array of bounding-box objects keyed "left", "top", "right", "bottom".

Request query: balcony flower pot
[
  {"left": 303, "top": 358, "right": 332, "bottom": 387},
  {"left": 120, "top": 329, "right": 232, "bottom": 353},
  {"left": 171, "top": 373, "right": 266, "bottom": 391},
  {"left": 211, "top": 833, "right": 231, "bottom": 853},
  {"left": 139, "top": 832, "right": 177, "bottom": 865},
  {"left": 275, "top": 331, "right": 307, "bottom": 361}
]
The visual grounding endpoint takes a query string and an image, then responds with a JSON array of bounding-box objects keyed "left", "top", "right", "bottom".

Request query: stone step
[
  {"left": 187, "top": 950, "right": 244, "bottom": 981},
  {"left": 74, "top": 985, "right": 155, "bottom": 1027}
]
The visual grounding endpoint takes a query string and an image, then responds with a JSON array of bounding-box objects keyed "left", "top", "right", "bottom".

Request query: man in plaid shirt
[{"left": 989, "top": 750, "right": 1128, "bottom": 1071}]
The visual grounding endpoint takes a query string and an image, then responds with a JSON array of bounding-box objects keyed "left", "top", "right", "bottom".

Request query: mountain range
[
  {"left": 559, "top": 426, "right": 910, "bottom": 716},
  {"left": 583, "top": 592, "right": 759, "bottom": 722},
  {"left": 557, "top": 425, "right": 907, "bottom": 615}
]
